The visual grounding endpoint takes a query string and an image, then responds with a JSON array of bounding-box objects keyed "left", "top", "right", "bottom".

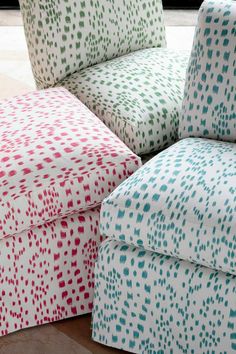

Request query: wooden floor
[{"left": 0, "top": 314, "right": 129, "bottom": 354}]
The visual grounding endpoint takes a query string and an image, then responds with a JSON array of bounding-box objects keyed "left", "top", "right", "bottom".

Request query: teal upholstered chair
[
  {"left": 19, "top": 0, "right": 189, "bottom": 155},
  {"left": 91, "top": 0, "right": 236, "bottom": 352}
]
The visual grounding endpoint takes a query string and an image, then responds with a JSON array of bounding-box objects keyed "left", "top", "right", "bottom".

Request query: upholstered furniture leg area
[
  {"left": 92, "top": 0, "right": 236, "bottom": 352},
  {"left": 0, "top": 88, "right": 141, "bottom": 336},
  {"left": 93, "top": 239, "right": 236, "bottom": 352},
  {"left": 1, "top": 208, "right": 102, "bottom": 336},
  {"left": 19, "top": 0, "right": 190, "bottom": 155}
]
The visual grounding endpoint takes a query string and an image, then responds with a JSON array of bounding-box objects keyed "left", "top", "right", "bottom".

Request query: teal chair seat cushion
[
  {"left": 60, "top": 48, "right": 189, "bottom": 155},
  {"left": 100, "top": 138, "right": 236, "bottom": 275}
]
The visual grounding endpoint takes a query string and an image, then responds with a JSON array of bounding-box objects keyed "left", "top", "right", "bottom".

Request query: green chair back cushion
[{"left": 19, "top": 0, "right": 166, "bottom": 88}]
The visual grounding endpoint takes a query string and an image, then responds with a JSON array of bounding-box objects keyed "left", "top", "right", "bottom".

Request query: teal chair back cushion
[
  {"left": 20, "top": 0, "right": 166, "bottom": 89},
  {"left": 179, "top": 0, "right": 236, "bottom": 142}
]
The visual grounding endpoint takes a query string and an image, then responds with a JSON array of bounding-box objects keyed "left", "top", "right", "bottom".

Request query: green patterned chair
[
  {"left": 19, "top": 0, "right": 189, "bottom": 155},
  {"left": 92, "top": 0, "right": 236, "bottom": 352}
]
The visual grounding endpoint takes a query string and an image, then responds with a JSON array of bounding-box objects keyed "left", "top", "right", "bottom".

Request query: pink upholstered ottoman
[{"left": 0, "top": 88, "right": 141, "bottom": 336}]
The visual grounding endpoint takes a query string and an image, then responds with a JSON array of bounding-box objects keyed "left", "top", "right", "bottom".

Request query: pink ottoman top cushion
[{"left": 0, "top": 88, "right": 141, "bottom": 239}]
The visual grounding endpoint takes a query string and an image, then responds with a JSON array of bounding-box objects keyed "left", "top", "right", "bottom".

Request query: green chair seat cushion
[
  {"left": 60, "top": 48, "right": 189, "bottom": 155},
  {"left": 100, "top": 138, "right": 236, "bottom": 275}
]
